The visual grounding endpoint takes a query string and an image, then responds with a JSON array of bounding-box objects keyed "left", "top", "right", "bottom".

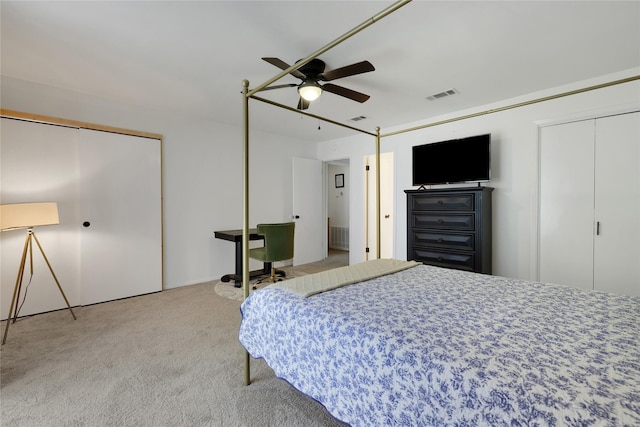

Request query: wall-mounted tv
[{"left": 412, "top": 134, "right": 491, "bottom": 186}]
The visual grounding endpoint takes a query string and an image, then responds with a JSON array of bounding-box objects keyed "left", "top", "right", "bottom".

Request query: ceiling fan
[{"left": 261, "top": 57, "right": 375, "bottom": 110}]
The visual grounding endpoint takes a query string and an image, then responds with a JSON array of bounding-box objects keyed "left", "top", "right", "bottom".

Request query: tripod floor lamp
[{"left": 1, "top": 202, "right": 76, "bottom": 345}]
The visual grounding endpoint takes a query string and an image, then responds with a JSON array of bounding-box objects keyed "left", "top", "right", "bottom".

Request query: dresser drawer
[
  {"left": 412, "top": 213, "right": 475, "bottom": 230},
  {"left": 412, "top": 231, "right": 475, "bottom": 251},
  {"left": 411, "top": 193, "right": 474, "bottom": 211},
  {"left": 411, "top": 249, "right": 475, "bottom": 271}
]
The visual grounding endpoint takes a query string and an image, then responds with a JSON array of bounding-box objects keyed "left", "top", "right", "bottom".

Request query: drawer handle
[
  {"left": 437, "top": 200, "right": 443, "bottom": 205},
  {"left": 437, "top": 238, "right": 443, "bottom": 243},
  {"left": 437, "top": 219, "right": 444, "bottom": 223}
]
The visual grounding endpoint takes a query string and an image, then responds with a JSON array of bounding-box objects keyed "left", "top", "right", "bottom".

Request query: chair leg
[
  {"left": 252, "top": 268, "right": 271, "bottom": 290},
  {"left": 253, "top": 266, "right": 283, "bottom": 290}
]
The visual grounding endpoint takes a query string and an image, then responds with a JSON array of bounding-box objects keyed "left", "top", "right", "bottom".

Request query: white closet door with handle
[
  {"left": 539, "top": 120, "right": 595, "bottom": 290},
  {"left": 0, "top": 118, "right": 81, "bottom": 319},
  {"left": 78, "top": 129, "right": 162, "bottom": 305},
  {"left": 593, "top": 112, "right": 640, "bottom": 296}
]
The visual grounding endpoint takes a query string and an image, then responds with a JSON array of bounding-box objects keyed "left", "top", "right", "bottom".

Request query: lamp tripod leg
[
  {"left": 2, "top": 231, "right": 77, "bottom": 345},
  {"left": 31, "top": 232, "right": 76, "bottom": 320},
  {"left": 2, "top": 233, "right": 32, "bottom": 345},
  {"left": 11, "top": 237, "right": 30, "bottom": 323}
]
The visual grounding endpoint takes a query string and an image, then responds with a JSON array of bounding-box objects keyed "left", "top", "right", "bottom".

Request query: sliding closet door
[
  {"left": 593, "top": 112, "right": 640, "bottom": 295},
  {"left": 0, "top": 118, "right": 81, "bottom": 319},
  {"left": 78, "top": 129, "right": 162, "bottom": 305},
  {"left": 540, "top": 111, "right": 639, "bottom": 296},
  {"left": 539, "top": 120, "right": 595, "bottom": 290}
]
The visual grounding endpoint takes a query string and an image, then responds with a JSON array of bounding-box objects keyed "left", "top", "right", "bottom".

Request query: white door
[
  {"left": 78, "top": 129, "right": 162, "bottom": 305},
  {"left": 539, "top": 120, "right": 595, "bottom": 290},
  {"left": 593, "top": 112, "right": 640, "bottom": 295},
  {"left": 0, "top": 118, "right": 81, "bottom": 319},
  {"left": 366, "top": 152, "right": 394, "bottom": 259},
  {"left": 292, "top": 157, "right": 324, "bottom": 265},
  {"left": 0, "top": 118, "right": 162, "bottom": 319},
  {"left": 539, "top": 112, "right": 640, "bottom": 296}
]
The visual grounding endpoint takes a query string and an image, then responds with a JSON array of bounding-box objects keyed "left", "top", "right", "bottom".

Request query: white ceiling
[{"left": 2, "top": 1, "right": 639, "bottom": 142}]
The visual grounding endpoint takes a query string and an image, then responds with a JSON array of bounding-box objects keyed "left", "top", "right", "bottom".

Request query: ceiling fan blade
[
  {"left": 322, "top": 83, "right": 370, "bottom": 103},
  {"left": 259, "top": 83, "right": 298, "bottom": 92},
  {"left": 297, "top": 97, "right": 310, "bottom": 110},
  {"left": 262, "top": 57, "right": 306, "bottom": 79},
  {"left": 319, "top": 60, "right": 375, "bottom": 81}
]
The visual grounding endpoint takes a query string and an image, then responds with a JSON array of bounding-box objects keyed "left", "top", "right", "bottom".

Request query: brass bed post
[
  {"left": 375, "top": 127, "right": 381, "bottom": 259},
  {"left": 242, "top": 79, "right": 251, "bottom": 386}
]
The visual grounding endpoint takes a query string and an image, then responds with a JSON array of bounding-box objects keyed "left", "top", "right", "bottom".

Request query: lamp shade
[{"left": 0, "top": 202, "right": 59, "bottom": 231}]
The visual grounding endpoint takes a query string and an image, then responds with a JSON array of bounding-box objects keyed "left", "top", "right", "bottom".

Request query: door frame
[{"left": 0, "top": 111, "right": 163, "bottom": 318}]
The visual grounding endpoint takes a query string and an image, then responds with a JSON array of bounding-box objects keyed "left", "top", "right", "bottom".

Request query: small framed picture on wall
[{"left": 335, "top": 174, "right": 344, "bottom": 188}]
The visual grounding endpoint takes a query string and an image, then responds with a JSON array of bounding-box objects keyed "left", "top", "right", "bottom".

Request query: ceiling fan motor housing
[{"left": 296, "top": 58, "right": 326, "bottom": 79}]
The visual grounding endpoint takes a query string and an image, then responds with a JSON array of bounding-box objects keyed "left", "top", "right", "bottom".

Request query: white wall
[
  {"left": 3, "top": 68, "right": 638, "bottom": 287},
  {"left": 327, "top": 163, "right": 349, "bottom": 229},
  {"left": 1, "top": 76, "right": 317, "bottom": 289},
  {"left": 317, "top": 69, "right": 640, "bottom": 281}
]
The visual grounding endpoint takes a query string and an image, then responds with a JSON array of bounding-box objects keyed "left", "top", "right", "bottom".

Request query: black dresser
[{"left": 405, "top": 187, "right": 493, "bottom": 274}]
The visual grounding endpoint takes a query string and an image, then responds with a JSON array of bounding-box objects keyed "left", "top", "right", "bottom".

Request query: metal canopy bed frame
[{"left": 239, "top": 0, "right": 639, "bottom": 387}]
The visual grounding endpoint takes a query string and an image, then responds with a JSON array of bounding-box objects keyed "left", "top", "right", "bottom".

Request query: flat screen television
[{"left": 412, "top": 134, "right": 491, "bottom": 186}]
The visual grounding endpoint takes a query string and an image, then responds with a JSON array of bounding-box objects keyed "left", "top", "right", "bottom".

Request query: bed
[{"left": 239, "top": 259, "right": 640, "bottom": 426}]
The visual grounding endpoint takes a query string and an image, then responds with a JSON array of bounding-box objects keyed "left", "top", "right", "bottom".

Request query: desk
[{"left": 214, "top": 228, "right": 285, "bottom": 286}]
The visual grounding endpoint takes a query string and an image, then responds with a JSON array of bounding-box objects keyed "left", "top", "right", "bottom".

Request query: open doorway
[{"left": 327, "top": 160, "right": 350, "bottom": 263}]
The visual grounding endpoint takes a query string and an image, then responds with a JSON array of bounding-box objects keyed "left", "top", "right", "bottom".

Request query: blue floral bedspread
[{"left": 239, "top": 264, "right": 640, "bottom": 426}]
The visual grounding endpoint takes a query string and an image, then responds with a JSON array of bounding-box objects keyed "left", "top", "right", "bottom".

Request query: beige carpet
[{"left": 0, "top": 253, "right": 349, "bottom": 427}]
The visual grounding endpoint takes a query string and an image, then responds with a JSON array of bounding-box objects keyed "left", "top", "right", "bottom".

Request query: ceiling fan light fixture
[{"left": 298, "top": 81, "right": 322, "bottom": 101}]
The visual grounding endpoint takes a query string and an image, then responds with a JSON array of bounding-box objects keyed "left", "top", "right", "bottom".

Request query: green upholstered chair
[{"left": 249, "top": 222, "right": 295, "bottom": 284}]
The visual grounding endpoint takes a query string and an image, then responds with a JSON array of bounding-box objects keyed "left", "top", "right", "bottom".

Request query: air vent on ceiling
[
  {"left": 349, "top": 115, "right": 367, "bottom": 122},
  {"left": 426, "top": 88, "right": 459, "bottom": 101}
]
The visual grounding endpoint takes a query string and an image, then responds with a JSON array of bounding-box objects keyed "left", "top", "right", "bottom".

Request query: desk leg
[
  {"left": 220, "top": 241, "right": 245, "bottom": 285},
  {"left": 234, "top": 240, "right": 243, "bottom": 283},
  {"left": 227, "top": 241, "right": 272, "bottom": 287}
]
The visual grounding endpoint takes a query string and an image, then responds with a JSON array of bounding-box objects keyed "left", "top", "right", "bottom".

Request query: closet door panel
[
  {"left": 78, "top": 129, "right": 162, "bottom": 305},
  {"left": 539, "top": 120, "right": 595, "bottom": 290},
  {"left": 593, "top": 112, "right": 640, "bottom": 296},
  {"left": 0, "top": 118, "right": 81, "bottom": 319}
]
